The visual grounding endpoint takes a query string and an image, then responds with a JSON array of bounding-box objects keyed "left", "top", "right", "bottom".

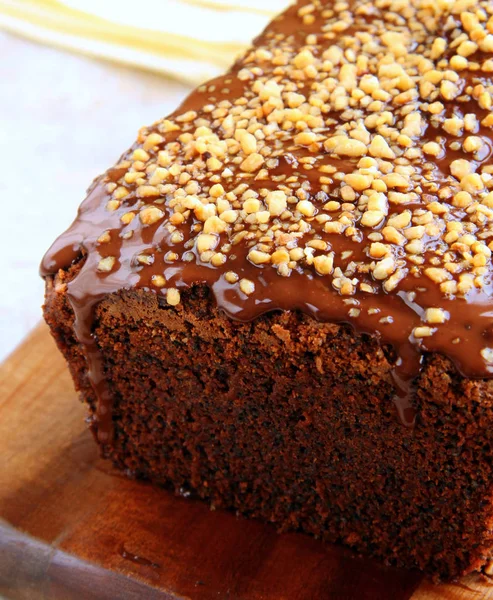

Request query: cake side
[{"left": 44, "top": 265, "right": 493, "bottom": 579}]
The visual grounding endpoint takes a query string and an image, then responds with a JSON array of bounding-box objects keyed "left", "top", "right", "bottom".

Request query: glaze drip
[{"left": 41, "top": 0, "right": 493, "bottom": 443}]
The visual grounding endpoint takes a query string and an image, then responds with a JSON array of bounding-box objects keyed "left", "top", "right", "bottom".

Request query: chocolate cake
[{"left": 41, "top": 0, "right": 493, "bottom": 580}]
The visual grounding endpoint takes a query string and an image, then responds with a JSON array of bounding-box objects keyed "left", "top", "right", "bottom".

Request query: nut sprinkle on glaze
[{"left": 42, "top": 0, "right": 493, "bottom": 442}]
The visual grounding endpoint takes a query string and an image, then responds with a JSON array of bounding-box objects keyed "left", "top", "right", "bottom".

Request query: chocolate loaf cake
[{"left": 41, "top": 0, "right": 493, "bottom": 580}]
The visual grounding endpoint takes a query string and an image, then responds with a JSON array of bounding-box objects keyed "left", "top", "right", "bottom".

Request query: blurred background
[{"left": 0, "top": 0, "right": 290, "bottom": 361}]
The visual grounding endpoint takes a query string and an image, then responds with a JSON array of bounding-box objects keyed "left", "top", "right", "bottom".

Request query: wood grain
[{"left": 1, "top": 324, "right": 492, "bottom": 599}]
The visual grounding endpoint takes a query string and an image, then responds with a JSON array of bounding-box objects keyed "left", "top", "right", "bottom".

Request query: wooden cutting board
[{"left": 1, "top": 324, "right": 493, "bottom": 600}]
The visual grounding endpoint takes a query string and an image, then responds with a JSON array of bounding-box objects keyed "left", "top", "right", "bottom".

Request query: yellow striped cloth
[{"left": 0, "top": 0, "right": 291, "bottom": 84}]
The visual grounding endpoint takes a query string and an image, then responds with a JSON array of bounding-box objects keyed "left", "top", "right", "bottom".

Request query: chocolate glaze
[{"left": 41, "top": 0, "right": 493, "bottom": 444}]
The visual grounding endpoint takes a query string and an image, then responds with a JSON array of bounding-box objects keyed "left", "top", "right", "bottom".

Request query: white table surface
[{"left": 0, "top": 31, "right": 192, "bottom": 361}]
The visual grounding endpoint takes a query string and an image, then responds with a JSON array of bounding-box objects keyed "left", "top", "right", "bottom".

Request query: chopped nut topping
[
  {"left": 97, "top": 231, "right": 111, "bottom": 244},
  {"left": 225, "top": 271, "right": 239, "bottom": 284},
  {"left": 373, "top": 257, "right": 396, "bottom": 280},
  {"left": 313, "top": 254, "right": 334, "bottom": 275},
  {"left": 196, "top": 233, "right": 218, "bottom": 254},
  {"left": 239, "top": 131, "right": 258, "bottom": 155},
  {"left": 424, "top": 308, "right": 449, "bottom": 324},
  {"left": 266, "top": 191, "right": 287, "bottom": 216},
  {"left": 240, "top": 153, "right": 264, "bottom": 173},
  {"left": 369, "top": 135, "right": 395, "bottom": 159},
  {"left": 152, "top": 275, "right": 166, "bottom": 287},
  {"left": 413, "top": 326, "right": 436, "bottom": 338},
  {"left": 97, "top": 256, "right": 115, "bottom": 272},
  {"left": 481, "top": 348, "right": 493, "bottom": 364},
  {"left": 106, "top": 199, "right": 120, "bottom": 212},
  {"left": 166, "top": 288, "right": 181, "bottom": 306},
  {"left": 140, "top": 206, "right": 164, "bottom": 225},
  {"left": 327, "top": 137, "right": 368, "bottom": 158},
  {"left": 239, "top": 278, "right": 255, "bottom": 295},
  {"left": 79, "top": 0, "right": 493, "bottom": 360},
  {"left": 248, "top": 250, "right": 271, "bottom": 265}
]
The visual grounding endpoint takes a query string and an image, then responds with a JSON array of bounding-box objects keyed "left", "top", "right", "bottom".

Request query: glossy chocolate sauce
[{"left": 41, "top": 0, "right": 493, "bottom": 444}]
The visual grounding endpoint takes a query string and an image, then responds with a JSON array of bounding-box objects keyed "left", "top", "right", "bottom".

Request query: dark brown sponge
[{"left": 43, "top": 263, "right": 493, "bottom": 580}]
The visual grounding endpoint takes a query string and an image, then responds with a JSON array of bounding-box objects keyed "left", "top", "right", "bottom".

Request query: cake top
[{"left": 43, "top": 0, "right": 493, "bottom": 396}]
